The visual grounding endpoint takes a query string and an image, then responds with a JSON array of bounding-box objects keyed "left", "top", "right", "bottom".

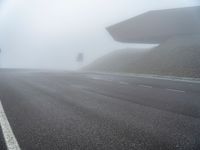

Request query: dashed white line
[
  {"left": 91, "top": 77, "right": 102, "bottom": 80},
  {"left": 119, "top": 81, "right": 128, "bottom": 85},
  {"left": 105, "top": 79, "right": 113, "bottom": 82},
  {"left": 0, "top": 100, "right": 21, "bottom": 150},
  {"left": 139, "top": 84, "right": 153, "bottom": 88},
  {"left": 91, "top": 77, "right": 113, "bottom": 82},
  {"left": 166, "top": 89, "right": 185, "bottom": 93}
]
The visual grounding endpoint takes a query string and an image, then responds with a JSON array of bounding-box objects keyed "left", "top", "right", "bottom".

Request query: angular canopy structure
[{"left": 107, "top": 6, "right": 200, "bottom": 44}]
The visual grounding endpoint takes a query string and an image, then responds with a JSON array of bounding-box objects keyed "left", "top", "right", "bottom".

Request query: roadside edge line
[
  {"left": 166, "top": 89, "right": 185, "bottom": 93},
  {"left": 0, "top": 100, "right": 21, "bottom": 150}
]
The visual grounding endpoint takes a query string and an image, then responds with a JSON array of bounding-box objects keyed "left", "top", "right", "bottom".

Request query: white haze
[{"left": 0, "top": 0, "right": 199, "bottom": 70}]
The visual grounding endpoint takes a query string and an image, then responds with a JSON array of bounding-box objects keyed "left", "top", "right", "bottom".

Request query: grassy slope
[{"left": 84, "top": 35, "right": 200, "bottom": 78}]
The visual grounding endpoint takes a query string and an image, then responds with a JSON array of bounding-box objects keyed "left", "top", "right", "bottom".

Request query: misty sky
[{"left": 0, "top": 0, "right": 199, "bottom": 70}]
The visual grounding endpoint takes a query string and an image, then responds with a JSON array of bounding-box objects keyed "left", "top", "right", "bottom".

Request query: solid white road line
[
  {"left": 0, "top": 101, "right": 21, "bottom": 150},
  {"left": 166, "top": 89, "right": 185, "bottom": 93},
  {"left": 139, "top": 84, "right": 153, "bottom": 88}
]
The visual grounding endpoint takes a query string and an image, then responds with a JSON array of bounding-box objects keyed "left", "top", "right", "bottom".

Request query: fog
[{"left": 0, "top": 0, "right": 199, "bottom": 70}]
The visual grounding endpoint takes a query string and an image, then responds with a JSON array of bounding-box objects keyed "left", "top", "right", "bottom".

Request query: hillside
[
  {"left": 84, "top": 35, "right": 200, "bottom": 78},
  {"left": 84, "top": 48, "right": 148, "bottom": 72}
]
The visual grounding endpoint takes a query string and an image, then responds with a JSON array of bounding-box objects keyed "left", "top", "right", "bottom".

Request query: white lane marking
[
  {"left": 0, "top": 101, "right": 21, "bottom": 150},
  {"left": 166, "top": 89, "right": 185, "bottom": 93},
  {"left": 139, "top": 84, "right": 153, "bottom": 88},
  {"left": 91, "top": 77, "right": 102, "bottom": 80},
  {"left": 91, "top": 77, "right": 113, "bottom": 82},
  {"left": 119, "top": 81, "right": 128, "bottom": 85},
  {"left": 83, "top": 71, "right": 200, "bottom": 84},
  {"left": 105, "top": 79, "right": 113, "bottom": 82}
]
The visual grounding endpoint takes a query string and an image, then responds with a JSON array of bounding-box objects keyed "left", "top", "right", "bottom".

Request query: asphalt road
[{"left": 0, "top": 69, "right": 200, "bottom": 150}]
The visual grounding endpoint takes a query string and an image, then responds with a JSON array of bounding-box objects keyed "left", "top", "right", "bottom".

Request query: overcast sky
[{"left": 0, "top": 0, "right": 199, "bottom": 70}]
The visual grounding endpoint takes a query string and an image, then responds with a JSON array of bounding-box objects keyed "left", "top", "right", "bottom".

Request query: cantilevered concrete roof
[{"left": 107, "top": 6, "right": 200, "bottom": 44}]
